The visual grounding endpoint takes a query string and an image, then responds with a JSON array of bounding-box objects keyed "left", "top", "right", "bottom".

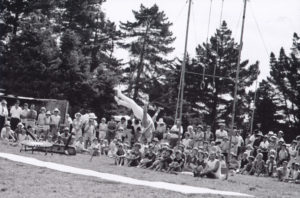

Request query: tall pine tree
[{"left": 119, "top": 4, "right": 175, "bottom": 102}]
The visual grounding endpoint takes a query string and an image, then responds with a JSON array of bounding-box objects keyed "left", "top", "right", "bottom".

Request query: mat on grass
[{"left": 0, "top": 152, "right": 252, "bottom": 197}]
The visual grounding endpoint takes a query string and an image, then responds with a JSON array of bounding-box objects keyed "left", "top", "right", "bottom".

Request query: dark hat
[{"left": 248, "top": 156, "right": 255, "bottom": 160}]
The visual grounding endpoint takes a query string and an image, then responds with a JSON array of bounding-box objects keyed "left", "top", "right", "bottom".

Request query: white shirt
[
  {"left": 259, "top": 141, "right": 269, "bottom": 150},
  {"left": 215, "top": 129, "right": 228, "bottom": 142},
  {"left": 0, "top": 104, "right": 8, "bottom": 117},
  {"left": 170, "top": 125, "right": 183, "bottom": 134},
  {"left": 10, "top": 106, "right": 22, "bottom": 119}
]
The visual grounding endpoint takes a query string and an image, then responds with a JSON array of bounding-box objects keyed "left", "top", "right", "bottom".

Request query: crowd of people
[{"left": 0, "top": 98, "right": 300, "bottom": 183}]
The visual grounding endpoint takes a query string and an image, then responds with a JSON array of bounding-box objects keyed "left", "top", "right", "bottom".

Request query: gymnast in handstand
[{"left": 114, "top": 88, "right": 161, "bottom": 143}]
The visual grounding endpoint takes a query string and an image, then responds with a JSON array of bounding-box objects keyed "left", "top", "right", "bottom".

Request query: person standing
[
  {"left": 20, "top": 103, "right": 29, "bottom": 127},
  {"left": 50, "top": 108, "right": 61, "bottom": 139},
  {"left": 98, "top": 117, "right": 107, "bottom": 140},
  {"left": 0, "top": 99, "right": 8, "bottom": 132},
  {"left": 84, "top": 114, "right": 97, "bottom": 148},
  {"left": 26, "top": 104, "right": 37, "bottom": 129},
  {"left": 72, "top": 113, "right": 83, "bottom": 141},
  {"left": 215, "top": 122, "right": 228, "bottom": 144},
  {"left": 107, "top": 117, "right": 117, "bottom": 143},
  {"left": 10, "top": 100, "right": 22, "bottom": 130},
  {"left": 36, "top": 107, "right": 47, "bottom": 138}
]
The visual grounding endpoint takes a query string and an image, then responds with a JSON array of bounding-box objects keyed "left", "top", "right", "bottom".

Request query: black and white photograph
[{"left": 0, "top": 0, "right": 299, "bottom": 197}]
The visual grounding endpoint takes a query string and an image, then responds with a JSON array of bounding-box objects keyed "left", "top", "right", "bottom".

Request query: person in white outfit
[{"left": 197, "top": 152, "right": 221, "bottom": 179}]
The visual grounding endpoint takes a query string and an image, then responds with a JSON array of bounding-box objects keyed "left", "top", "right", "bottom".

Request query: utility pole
[
  {"left": 176, "top": 0, "right": 192, "bottom": 143},
  {"left": 226, "top": 0, "right": 248, "bottom": 180}
]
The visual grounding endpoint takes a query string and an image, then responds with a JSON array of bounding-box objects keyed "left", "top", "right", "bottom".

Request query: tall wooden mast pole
[
  {"left": 226, "top": 0, "right": 248, "bottom": 180},
  {"left": 177, "top": 0, "right": 192, "bottom": 142}
]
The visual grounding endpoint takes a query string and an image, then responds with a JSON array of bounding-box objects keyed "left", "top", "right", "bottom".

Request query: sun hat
[
  {"left": 157, "top": 118, "right": 165, "bottom": 125},
  {"left": 40, "top": 107, "right": 46, "bottom": 111},
  {"left": 270, "top": 155, "right": 275, "bottom": 159},
  {"left": 63, "top": 127, "right": 69, "bottom": 131},
  {"left": 256, "top": 131, "right": 263, "bottom": 136},
  {"left": 53, "top": 108, "right": 60, "bottom": 112},
  {"left": 75, "top": 112, "right": 81, "bottom": 117},
  {"left": 17, "top": 122, "right": 24, "bottom": 127},
  {"left": 1, "top": 99, "right": 7, "bottom": 104},
  {"left": 89, "top": 113, "right": 97, "bottom": 119},
  {"left": 46, "top": 111, "right": 51, "bottom": 115},
  {"left": 268, "top": 131, "right": 274, "bottom": 136}
]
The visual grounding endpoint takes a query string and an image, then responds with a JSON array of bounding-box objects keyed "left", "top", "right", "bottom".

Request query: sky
[{"left": 102, "top": 0, "right": 300, "bottom": 82}]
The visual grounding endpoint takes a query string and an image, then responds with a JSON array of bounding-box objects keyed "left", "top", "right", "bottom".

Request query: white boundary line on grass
[{"left": 0, "top": 152, "right": 253, "bottom": 197}]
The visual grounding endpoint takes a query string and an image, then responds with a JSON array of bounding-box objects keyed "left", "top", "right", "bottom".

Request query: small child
[
  {"left": 101, "top": 139, "right": 109, "bottom": 155},
  {"left": 240, "top": 152, "right": 249, "bottom": 170},
  {"left": 241, "top": 156, "right": 254, "bottom": 175},
  {"left": 250, "top": 153, "right": 265, "bottom": 176},
  {"left": 126, "top": 143, "right": 142, "bottom": 167},
  {"left": 115, "top": 143, "right": 126, "bottom": 166},
  {"left": 75, "top": 137, "right": 88, "bottom": 153},
  {"left": 167, "top": 150, "right": 184, "bottom": 174},
  {"left": 277, "top": 161, "right": 290, "bottom": 181},
  {"left": 138, "top": 146, "right": 156, "bottom": 168},
  {"left": 89, "top": 138, "right": 101, "bottom": 156},
  {"left": 156, "top": 148, "right": 173, "bottom": 172},
  {"left": 265, "top": 155, "right": 277, "bottom": 177}
]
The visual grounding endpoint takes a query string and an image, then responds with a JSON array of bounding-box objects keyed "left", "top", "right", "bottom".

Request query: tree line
[{"left": 0, "top": 1, "right": 299, "bottom": 140}]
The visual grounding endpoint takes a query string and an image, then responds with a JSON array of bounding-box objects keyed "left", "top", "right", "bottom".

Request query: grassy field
[{"left": 0, "top": 143, "right": 299, "bottom": 198}]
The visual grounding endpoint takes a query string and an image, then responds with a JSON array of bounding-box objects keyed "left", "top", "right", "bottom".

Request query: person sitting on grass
[
  {"left": 249, "top": 153, "right": 265, "bottom": 176},
  {"left": 229, "top": 152, "right": 239, "bottom": 174},
  {"left": 148, "top": 148, "right": 164, "bottom": 170},
  {"left": 54, "top": 134, "right": 64, "bottom": 145},
  {"left": 75, "top": 136, "right": 88, "bottom": 153},
  {"left": 155, "top": 148, "right": 173, "bottom": 172},
  {"left": 89, "top": 138, "right": 101, "bottom": 156},
  {"left": 167, "top": 150, "right": 184, "bottom": 174},
  {"left": 100, "top": 139, "right": 109, "bottom": 155},
  {"left": 277, "top": 161, "right": 290, "bottom": 182},
  {"left": 108, "top": 139, "right": 118, "bottom": 157},
  {"left": 127, "top": 143, "right": 142, "bottom": 167},
  {"left": 195, "top": 152, "right": 221, "bottom": 179},
  {"left": 240, "top": 152, "right": 249, "bottom": 171},
  {"left": 185, "top": 148, "right": 199, "bottom": 171},
  {"left": 138, "top": 145, "right": 156, "bottom": 168},
  {"left": 0, "top": 123, "right": 15, "bottom": 142},
  {"left": 241, "top": 156, "right": 254, "bottom": 175},
  {"left": 18, "top": 124, "right": 29, "bottom": 142},
  {"left": 193, "top": 151, "right": 207, "bottom": 177},
  {"left": 265, "top": 154, "right": 277, "bottom": 177},
  {"left": 115, "top": 143, "right": 126, "bottom": 166}
]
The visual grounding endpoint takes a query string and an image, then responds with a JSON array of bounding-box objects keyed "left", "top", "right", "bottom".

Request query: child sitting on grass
[
  {"left": 75, "top": 136, "right": 88, "bottom": 153},
  {"left": 250, "top": 153, "right": 265, "bottom": 176},
  {"left": 155, "top": 148, "right": 173, "bottom": 172},
  {"left": 138, "top": 145, "right": 156, "bottom": 168},
  {"left": 265, "top": 154, "right": 277, "bottom": 177},
  {"left": 115, "top": 143, "right": 126, "bottom": 166},
  {"left": 241, "top": 156, "right": 254, "bottom": 175},
  {"left": 101, "top": 139, "right": 109, "bottom": 156},
  {"left": 167, "top": 150, "right": 184, "bottom": 174},
  {"left": 277, "top": 161, "right": 290, "bottom": 182},
  {"left": 89, "top": 138, "right": 101, "bottom": 157},
  {"left": 126, "top": 143, "right": 142, "bottom": 167},
  {"left": 148, "top": 148, "right": 164, "bottom": 170}
]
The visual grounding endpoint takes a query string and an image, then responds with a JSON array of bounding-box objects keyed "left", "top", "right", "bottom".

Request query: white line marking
[{"left": 0, "top": 152, "right": 253, "bottom": 197}]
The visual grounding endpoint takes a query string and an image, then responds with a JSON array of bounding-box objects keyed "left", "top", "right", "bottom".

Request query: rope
[
  {"left": 219, "top": 0, "right": 224, "bottom": 26},
  {"left": 201, "top": 0, "right": 214, "bottom": 90},
  {"left": 249, "top": 2, "right": 270, "bottom": 56}
]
